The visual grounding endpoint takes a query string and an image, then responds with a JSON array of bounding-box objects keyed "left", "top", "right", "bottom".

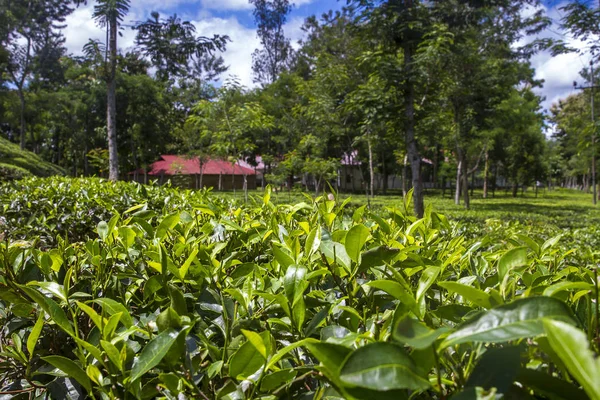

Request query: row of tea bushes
[{"left": 0, "top": 178, "right": 598, "bottom": 399}]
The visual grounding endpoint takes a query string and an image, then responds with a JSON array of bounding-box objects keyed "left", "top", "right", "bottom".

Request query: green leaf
[
  {"left": 229, "top": 334, "right": 266, "bottom": 381},
  {"left": 75, "top": 337, "right": 103, "bottom": 364},
  {"left": 358, "top": 246, "right": 400, "bottom": 272},
  {"left": 93, "top": 298, "right": 133, "bottom": 328},
  {"left": 118, "top": 226, "right": 136, "bottom": 249},
  {"left": 320, "top": 240, "right": 352, "bottom": 271},
  {"left": 242, "top": 329, "right": 268, "bottom": 359},
  {"left": 305, "top": 227, "right": 321, "bottom": 257},
  {"left": 20, "top": 285, "right": 74, "bottom": 337},
  {"left": 339, "top": 342, "right": 430, "bottom": 391},
  {"left": 130, "top": 328, "right": 180, "bottom": 382},
  {"left": 179, "top": 248, "right": 198, "bottom": 280},
  {"left": 305, "top": 341, "right": 352, "bottom": 375},
  {"left": 103, "top": 312, "right": 122, "bottom": 339},
  {"left": 76, "top": 301, "right": 103, "bottom": 330},
  {"left": 101, "top": 340, "right": 123, "bottom": 372},
  {"left": 43, "top": 355, "right": 92, "bottom": 393},
  {"left": 86, "top": 364, "right": 103, "bottom": 386},
  {"left": 261, "top": 369, "right": 297, "bottom": 391},
  {"left": 542, "top": 281, "right": 593, "bottom": 297},
  {"left": 266, "top": 338, "right": 319, "bottom": 371},
  {"left": 438, "top": 281, "right": 493, "bottom": 309},
  {"left": 273, "top": 246, "right": 295, "bottom": 270},
  {"left": 28, "top": 281, "right": 67, "bottom": 302},
  {"left": 543, "top": 319, "right": 600, "bottom": 399},
  {"left": 442, "top": 297, "right": 576, "bottom": 348},
  {"left": 498, "top": 247, "right": 528, "bottom": 280},
  {"left": 416, "top": 266, "right": 440, "bottom": 302},
  {"left": 208, "top": 361, "right": 223, "bottom": 379},
  {"left": 284, "top": 265, "right": 307, "bottom": 306},
  {"left": 155, "top": 212, "right": 180, "bottom": 240},
  {"left": 366, "top": 280, "right": 415, "bottom": 308},
  {"left": 516, "top": 368, "right": 588, "bottom": 400},
  {"left": 27, "top": 312, "right": 44, "bottom": 359},
  {"left": 345, "top": 224, "right": 370, "bottom": 264},
  {"left": 156, "top": 307, "right": 182, "bottom": 331},
  {"left": 392, "top": 316, "right": 449, "bottom": 349},
  {"left": 465, "top": 346, "right": 522, "bottom": 394}
]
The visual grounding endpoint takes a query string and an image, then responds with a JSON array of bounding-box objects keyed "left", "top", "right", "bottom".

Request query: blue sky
[{"left": 62, "top": 1, "right": 590, "bottom": 115}]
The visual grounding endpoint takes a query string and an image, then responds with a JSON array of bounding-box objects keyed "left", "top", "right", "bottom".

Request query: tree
[
  {"left": 2, "top": 0, "right": 75, "bottom": 149},
  {"left": 250, "top": 0, "right": 294, "bottom": 84},
  {"left": 134, "top": 12, "right": 229, "bottom": 82},
  {"left": 187, "top": 82, "right": 273, "bottom": 199},
  {"left": 92, "top": 0, "right": 130, "bottom": 181},
  {"left": 431, "top": 0, "right": 548, "bottom": 209},
  {"left": 490, "top": 88, "right": 546, "bottom": 196},
  {"left": 550, "top": 92, "right": 595, "bottom": 190}
]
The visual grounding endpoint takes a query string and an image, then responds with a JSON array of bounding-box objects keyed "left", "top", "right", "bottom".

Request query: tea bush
[
  {"left": 0, "top": 137, "right": 66, "bottom": 180},
  {"left": 0, "top": 177, "right": 598, "bottom": 399}
]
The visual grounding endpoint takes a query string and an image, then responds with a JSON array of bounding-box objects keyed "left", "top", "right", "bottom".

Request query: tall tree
[
  {"left": 92, "top": 0, "right": 130, "bottom": 181},
  {"left": 250, "top": 0, "right": 294, "bottom": 84},
  {"left": 350, "top": 0, "right": 433, "bottom": 216}
]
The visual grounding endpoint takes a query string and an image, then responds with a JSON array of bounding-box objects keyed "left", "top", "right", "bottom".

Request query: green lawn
[{"left": 217, "top": 186, "right": 600, "bottom": 229}]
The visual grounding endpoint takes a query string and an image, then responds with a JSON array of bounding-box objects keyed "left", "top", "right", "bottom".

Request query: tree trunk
[
  {"left": 493, "top": 164, "right": 498, "bottom": 198},
  {"left": 483, "top": 149, "right": 489, "bottom": 199},
  {"left": 382, "top": 150, "right": 388, "bottom": 195},
  {"left": 402, "top": 154, "right": 408, "bottom": 196},
  {"left": 461, "top": 153, "right": 470, "bottom": 209},
  {"left": 368, "top": 133, "right": 374, "bottom": 199},
  {"left": 244, "top": 173, "right": 248, "bottom": 202},
  {"left": 107, "top": 17, "right": 119, "bottom": 181},
  {"left": 512, "top": 181, "right": 518, "bottom": 197},
  {"left": 433, "top": 143, "right": 439, "bottom": 189},
  {"left": 455, "top": 158, "right": 462, "bottom": 205},
  {"left": 231, "top": 168, "right": 235, "bottom": 195},
  {"left": 403, "top": 20, "right": 424, "bottom": 218},
  {"left": 84, "top": 141, "right": 89, "bottom": 176}
]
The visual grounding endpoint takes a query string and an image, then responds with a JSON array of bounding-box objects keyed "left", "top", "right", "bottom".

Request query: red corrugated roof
[{"left": 148, "top": 155, "right": 256, "bottom": 176}]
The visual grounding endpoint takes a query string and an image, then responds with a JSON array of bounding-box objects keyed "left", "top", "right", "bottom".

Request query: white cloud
[
  {"left": 524, "top": 2, "right": 596, "bottom": 113},
  {"left": 192, "top": 16, "right": 260, "bottom": 87},
  {"left": 62, "top": 2, "right": 140, "bottom": 55},
  {"left": 200, "top": 0, "right": 252, "bottom": 10},
  {"left": 284, "top": 16, "right": 306, "bottom": 49}
]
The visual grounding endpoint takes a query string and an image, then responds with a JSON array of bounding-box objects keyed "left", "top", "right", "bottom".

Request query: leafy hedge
[
  {"left": 0, "top": 137, "right": 65, "bottom": 180},
  {"left": 0, "top": 178, "right": 598, "bottom": 399}
]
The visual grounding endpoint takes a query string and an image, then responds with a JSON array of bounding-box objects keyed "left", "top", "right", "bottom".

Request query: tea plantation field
[{"left": 0, "top": 177, "right": 599, "bottom": 399}]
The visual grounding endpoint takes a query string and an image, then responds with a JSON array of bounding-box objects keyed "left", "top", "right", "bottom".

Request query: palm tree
[{"left": 92, "top": 0, "right": 130, "bottom": 181}]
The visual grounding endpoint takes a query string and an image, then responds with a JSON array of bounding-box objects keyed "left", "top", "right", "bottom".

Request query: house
[
  {"left": 238, "top": 155, "right": 266, "bottom": 188},
  {"left": 337, "top": 151, "right": 436, "bottom": 192},
  {"left": 130, "top": 155, "right": 256, "bottom": 190},
  {"left": 338, "top": 150, "right": 363, "bottom": 192}
]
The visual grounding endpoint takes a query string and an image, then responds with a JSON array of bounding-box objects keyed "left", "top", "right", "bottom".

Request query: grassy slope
[{"left": 0, "top": 136, "right": 65, "bottom": 179}]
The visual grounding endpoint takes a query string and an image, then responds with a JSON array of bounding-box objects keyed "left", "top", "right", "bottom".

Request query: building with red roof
[{"left": 130, "top": 155, "right": 256, "bottom": 190}]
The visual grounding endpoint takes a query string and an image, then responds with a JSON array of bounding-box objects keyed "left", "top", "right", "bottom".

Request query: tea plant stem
[
  {"left": 0, "top": 387, "right": 35, "bottom": 395},
  {"left": 432, "top": 346, "right": 445, "bottom": 400}
]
